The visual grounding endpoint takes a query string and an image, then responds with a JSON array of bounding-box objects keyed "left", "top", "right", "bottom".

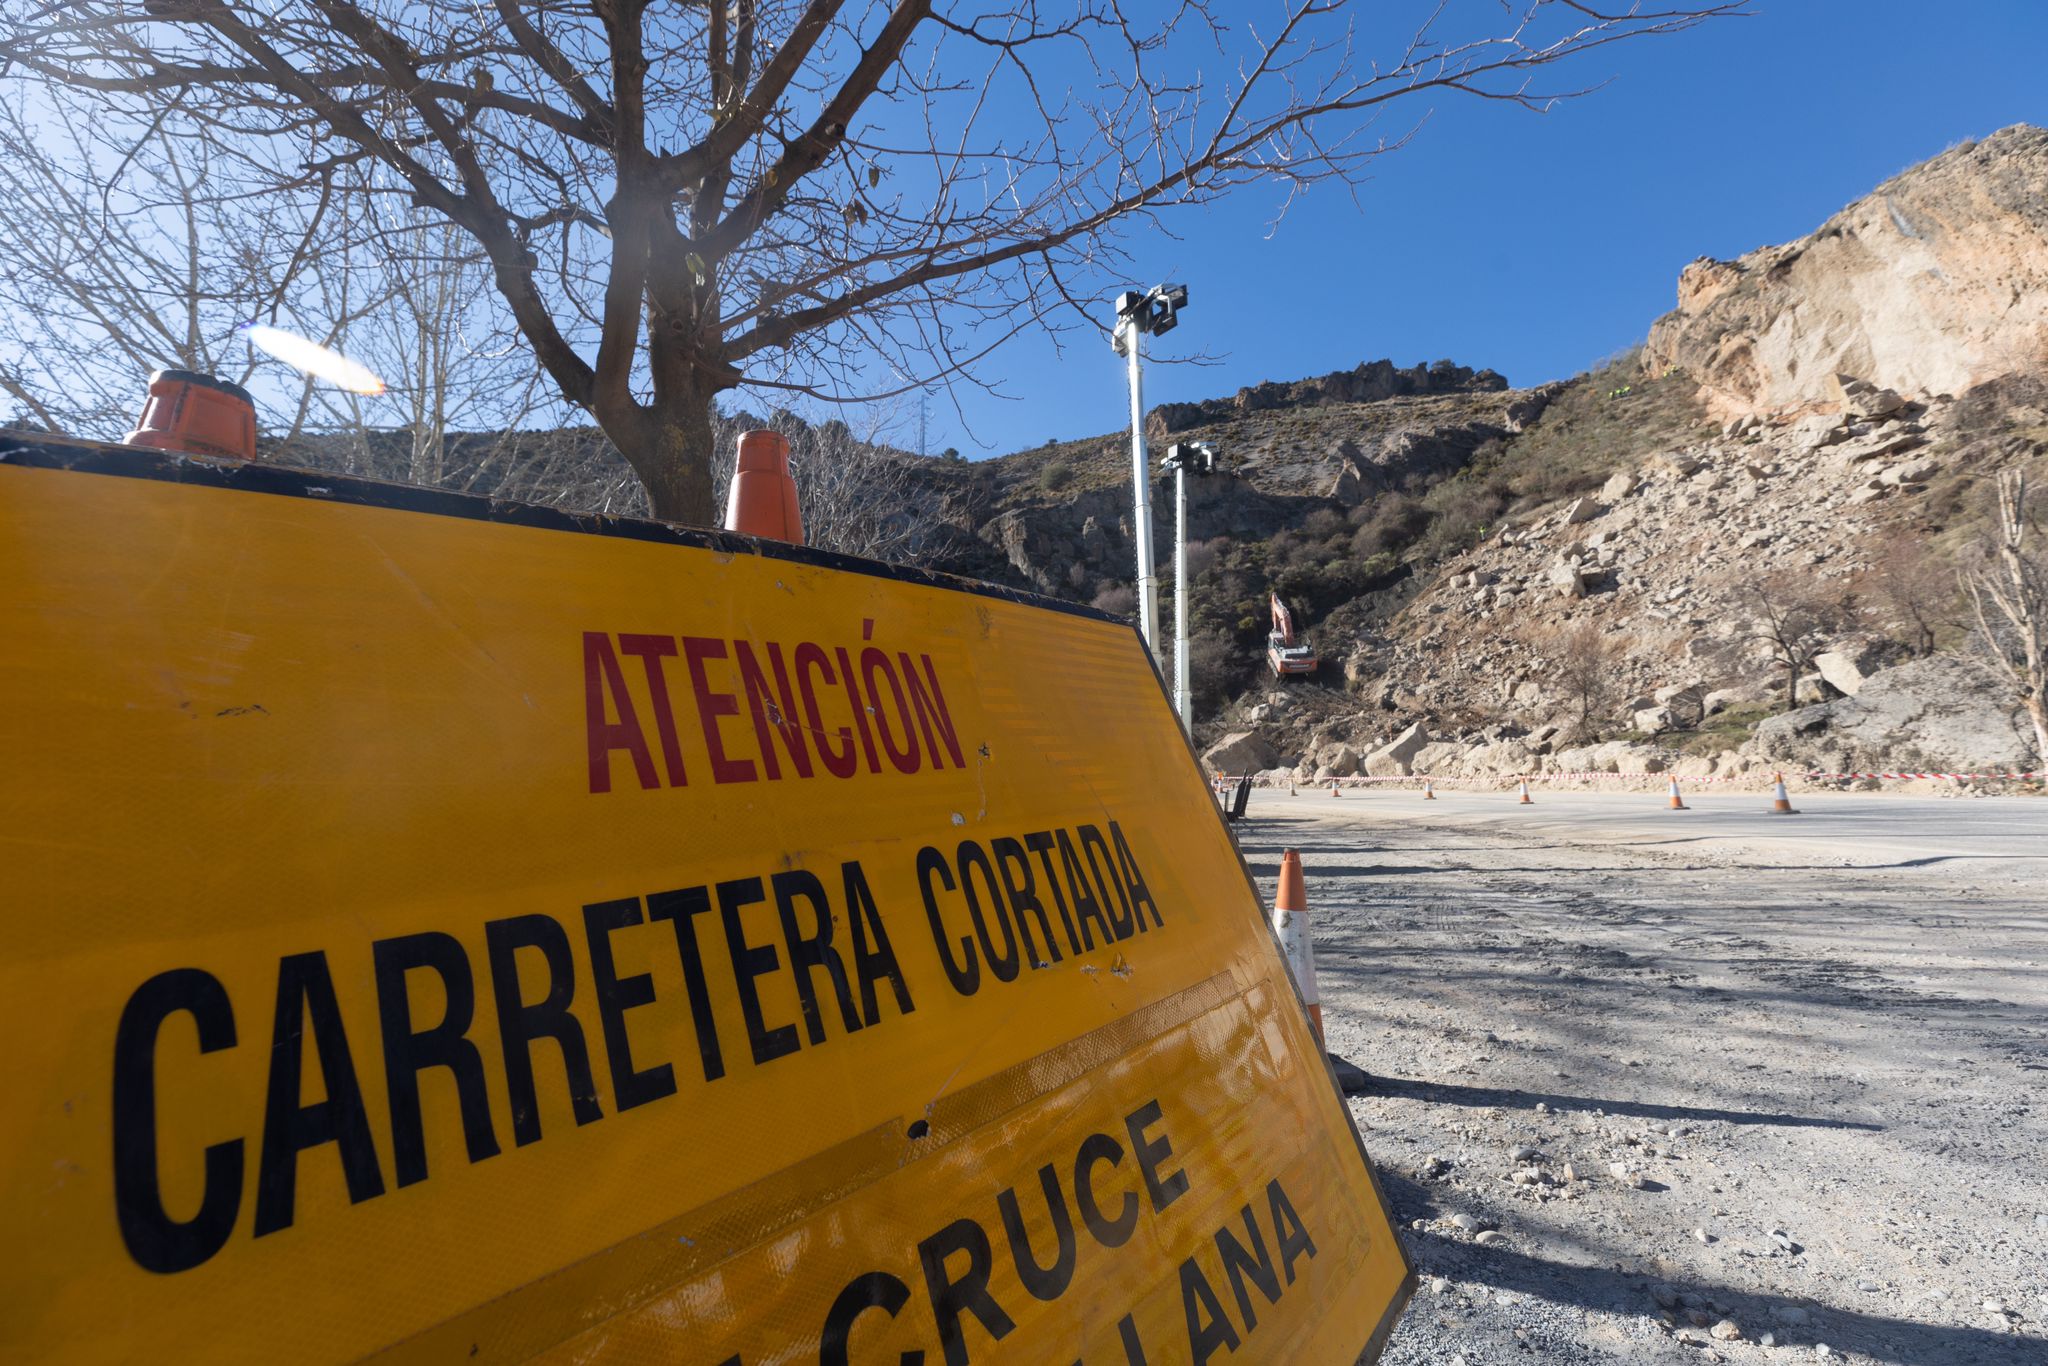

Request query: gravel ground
[{"left": 1235, "top": 790, "right": 2048, "bottom": 1366}]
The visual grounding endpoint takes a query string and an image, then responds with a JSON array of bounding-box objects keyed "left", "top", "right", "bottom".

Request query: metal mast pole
[
  {"left": 1173, "top": 462, "right": 1191, "bottom": 729},
  {"left": 1126, "top": 324, "right": 1159, "bottom": 655}
]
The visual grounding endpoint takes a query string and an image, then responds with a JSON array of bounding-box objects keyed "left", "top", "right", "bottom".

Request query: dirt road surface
[{"left": 1234, "top": 790, "right": 2047, "bottom": 1365}]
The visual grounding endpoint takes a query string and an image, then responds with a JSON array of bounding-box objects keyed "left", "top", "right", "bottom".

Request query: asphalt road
[
  {"left": 1229, "top": 790, "right": 2048, "bottom": 1365},
  {"left": 1253, "top": 788, "right": 2048, "bottom": 878}
]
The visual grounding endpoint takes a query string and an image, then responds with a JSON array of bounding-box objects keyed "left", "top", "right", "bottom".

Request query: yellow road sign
[{"left": 0, "top": 438, "right": 1412, "bottom": 1363}]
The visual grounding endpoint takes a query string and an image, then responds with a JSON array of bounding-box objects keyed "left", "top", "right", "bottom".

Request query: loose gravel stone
[{"left": 1273, "top": 796, "right": 2048, "bottom": 1366}]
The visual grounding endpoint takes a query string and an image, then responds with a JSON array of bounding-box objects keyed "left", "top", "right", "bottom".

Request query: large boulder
[
  {"left": 1316, "top": 742, "right": 1362, "bottom": 778},
  {"left": 1613, "top": 746, "right": 1671, "bottom": 776},
  {"left": 1548, "top": 560, "right": 1595, "bottom": 599},
  {"left": 1824, "top": 372, "right": 1907, "bottom": 418},
  {"left": 1749, "top": 653, "right": 2039, "bottom": 773},
  {"left": 1410, "top": 741, "right": 1470, "bottom": 775},
  {"left": 1464, "top": 739, "right": 1534, "bottom": 775},
  {"left": 1600, "top": 471, "right": 1638, "bottom": 501},
  {"left": 1363, "top": 722, "right": 1431, "bottom": 777},
  {"left": 1632, "top": 706, "right": 1678, "bottom": 735},
  {"left": 1812, "top": 638, "right": 1893, "bottom": 697},
  {"left": 1202, "top": 730, "right": 1279, "bottom": 776}
]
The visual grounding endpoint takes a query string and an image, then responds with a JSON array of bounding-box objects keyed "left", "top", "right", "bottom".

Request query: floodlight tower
[
  {"left": 1111, "top": 283, "right": 1187, "bottom": 657},
  {"left": 1159, "top": 439, "right": 1218, "bottom": 732}
]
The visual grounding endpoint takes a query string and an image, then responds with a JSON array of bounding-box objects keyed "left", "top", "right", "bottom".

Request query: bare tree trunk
[
  {"left": 626, "top": 396, "right": 719, "bottom": 526},
  {"left": 1962, "top": 470, "right": 2048, "bottom": 766}
]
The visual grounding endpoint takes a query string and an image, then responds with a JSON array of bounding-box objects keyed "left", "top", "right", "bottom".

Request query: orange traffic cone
[
  {"left": 123, "top": 369, "right": 257, "bottom": 460},
  {"left": 1667, "top": 776, "right": 1688, "bottom": 810},
  {"left": 723, "top": 430, "right": 804, "bottom": 542},
  {"left": 1329, "top": 780, "right": 1340, "bottom": 798},
  {"left": 1423, "top": 777, "right": 1436, "bottom": 800},
  {"left": 1273, "top": 850, "right": 1322, "bottom": 1044},
  {"left": 1770, "top": 772, "right": 1798, "bottom": 815},
  {"left": 1288, "top": 779, "right": 1297, "bottom": 797},
  {"left": 1518, "top": 778, "right": 1534, "bottom": 804}
]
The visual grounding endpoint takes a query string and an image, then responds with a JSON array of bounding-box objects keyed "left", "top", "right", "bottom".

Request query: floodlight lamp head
[
  {"left": 1114, "top": 289, "right": 1145, "bottom": 319},
  {"left": 1148, "top": 282, "right": 1187, "bottom": 337}
]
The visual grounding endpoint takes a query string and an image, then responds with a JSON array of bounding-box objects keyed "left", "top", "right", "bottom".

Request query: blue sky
[{"left": 929, "top": 0, "right": 2048, "bottom": 458}]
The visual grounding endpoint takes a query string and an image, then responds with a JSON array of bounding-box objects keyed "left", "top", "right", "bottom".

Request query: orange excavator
[{"left": 1266, "top": 593, "right": 1319, "bottom": 677}]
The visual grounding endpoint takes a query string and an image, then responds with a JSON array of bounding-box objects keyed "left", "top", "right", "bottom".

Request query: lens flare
[{"left": 241, "top": 324, "right": 387, "bottom": 396}]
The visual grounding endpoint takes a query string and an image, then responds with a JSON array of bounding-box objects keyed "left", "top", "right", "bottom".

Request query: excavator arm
[{"left": 1270, "top": 592, "right": 1296, "bottom": 645}]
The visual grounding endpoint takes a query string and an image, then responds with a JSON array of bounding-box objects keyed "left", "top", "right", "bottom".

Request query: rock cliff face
[
  {"left": 1146, "top": 358, "right": 1506, "bottom": 436},
  {"left": 1645, "top": 125, "right": 2048, "bottom": 418}
]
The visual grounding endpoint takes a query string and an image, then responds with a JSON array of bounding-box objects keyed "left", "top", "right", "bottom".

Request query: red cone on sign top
[
  {"left": 723, "top": 430, "right": 804, "bottom": 542},
  {"left": 123, "top": 370, "right": 257, "bottom": 461}
]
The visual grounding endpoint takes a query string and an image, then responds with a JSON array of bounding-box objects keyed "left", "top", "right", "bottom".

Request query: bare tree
[
  {"left": 0, "top": 78, "right": 562, "bottom": 484},
  {"left": 1858, "top": 536, "right": 1954, "bottom": 658},
  {"left": 0, "top": 83, "right": 311, "bottom": 434},
  {"left": 1736, "top": 573, "right": 1854, "bottom": 713},
  {"left": 1960, "top": 469, "right": 2048, "bottom": 764},
  {"left": 1543, "top": 617, "right": 1621, "bottom": 740},
  {"left": 3, "top": 1, "right": 1740, "bottom": 524}
]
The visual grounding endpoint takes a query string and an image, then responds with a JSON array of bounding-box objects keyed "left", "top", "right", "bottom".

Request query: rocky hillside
[
  {"left": 249, "top": 126, "right": 2048, "bottom": 785},
  {"left": 935, "top": 125, "right": 2048, "bottom": 785}
]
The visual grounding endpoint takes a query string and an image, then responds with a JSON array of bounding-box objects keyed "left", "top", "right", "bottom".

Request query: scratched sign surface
[{"left": 0, "top": 439, "right": 1411, "bottom": 1364}]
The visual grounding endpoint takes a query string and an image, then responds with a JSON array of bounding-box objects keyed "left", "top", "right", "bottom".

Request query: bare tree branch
[{"left": 2, "top": 0, "right": 1745, "bottom": 524}]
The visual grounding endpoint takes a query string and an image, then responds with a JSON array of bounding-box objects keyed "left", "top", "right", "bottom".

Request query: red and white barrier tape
[
  {"left": 1803, "top": 770, "right": 2042, "bottom": 781},
  {"left": 1215, "top": 769, "right": 2042, "bottom": 790},
  {"left": 1217, "top": 771, "right": 1751, "bottom": 787}
]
